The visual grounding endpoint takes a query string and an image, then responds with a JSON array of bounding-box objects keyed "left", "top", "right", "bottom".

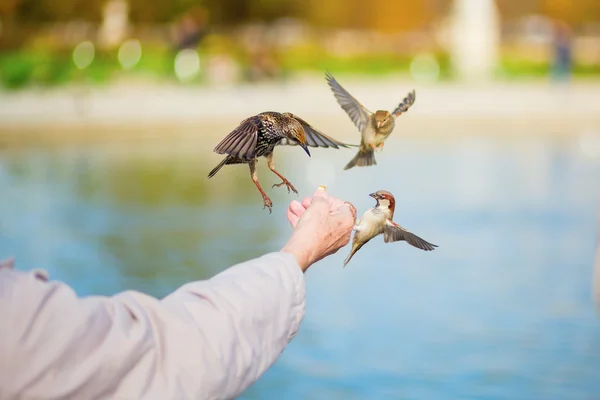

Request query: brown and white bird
[
  {"left": 208, "top": 111, "right": 351, "bottom": 213},
  {"left": 344, "top": 190, "right": 437, "bottom": 266},
  {"left": 325, "top": 72, "right": 416, "bottom": 170}
]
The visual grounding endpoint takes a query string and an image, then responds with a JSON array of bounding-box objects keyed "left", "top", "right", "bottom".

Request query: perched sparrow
[
  {"left": 344, "top": 190, "right": 437, "bottom": 266},
  {"left": 208, "top": 111, "right": 351, "bottom": 213},
  {"left": 325, "top": 72, "right": 416, "bottom": 170}
]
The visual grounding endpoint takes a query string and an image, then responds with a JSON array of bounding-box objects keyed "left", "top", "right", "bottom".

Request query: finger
[
  {"left": 345, "top": 201, "right": 357, "bottom": 219},
  {"left": 289, "top": 200, "right": 307, "bottom": 218},
  {"left": 312, "top": 186, "right": 330, "bottom": 202},
  {"left": 329, "top": 197, "right": 345, "bottom": 211},
  {"left": 311, "top": 193, "right": 330, "bottom": 211},
  {"left": 301, "top": 197, "right": 312, "bottom": 209},
  {"left": 287, "top": 208, "right": 300, "bottom": 228},
  {"left": 331, "top": 202, "right": 357, "bottom": 223},
  {"left": 330, "top": 202, "right": 352, "bottom": 215},
  {"left": 309, "top": 195, "right": 329, "bottom": 212}
]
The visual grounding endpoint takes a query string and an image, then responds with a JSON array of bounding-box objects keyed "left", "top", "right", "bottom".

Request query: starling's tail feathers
[
  {"left": 344, "top": 148, "right": 376, "bottom": 170},
  {"left": 208, "top": 157, "right": 228, "bottom": 178}
]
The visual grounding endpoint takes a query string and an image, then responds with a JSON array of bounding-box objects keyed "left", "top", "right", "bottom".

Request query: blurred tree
[
  {"left": 15, "top": 0, "right": 104, "bottom": 22},
  {"left": 494, "top": 0, "right": 540, "bottom": 19},
  {"left": 247, "top": 0, "right": 303, "bottom": 22},
  {"left": 3, "top": 0, "right": 600, "bottom": 44},
  {"left": 127, "top": 0, "right": 262, "bottom": 25},
  {"left": 0, "top": 0, "right": 22, "bottom": 16},
  {"left": 306, "top": 0, "right": 437, "bottom": 32},
  {"left": 204, "top": 0, "right": 250, "bottom": 25},
  {"left": 128, "top": 0, "right": 193, "bottom": 23},
  {"left": 0, "top": 0, "right": 23, "bottom": 48},
  {"left": 542, "top": 0, "right": 600, "bottom": 25},
  {"left": 367, "top": 0, "right": 435, "bottom": 33}
]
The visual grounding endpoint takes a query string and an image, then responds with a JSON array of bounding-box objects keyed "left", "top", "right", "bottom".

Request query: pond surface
[{"left": 1, "top": 131, "right": 600, "bottom": 399}]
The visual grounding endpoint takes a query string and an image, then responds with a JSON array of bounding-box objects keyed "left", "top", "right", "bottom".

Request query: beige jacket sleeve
[{"left": 0, "top": 252, "right": 305, "bottom": 400}]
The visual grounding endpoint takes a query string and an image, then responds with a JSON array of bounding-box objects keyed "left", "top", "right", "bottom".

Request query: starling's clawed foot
[
  {"left": 262, "top": 195, "right": 273, "bottom": 213},
  {"left": 272, "top": 179, "right": 298, "bottom": 195}
]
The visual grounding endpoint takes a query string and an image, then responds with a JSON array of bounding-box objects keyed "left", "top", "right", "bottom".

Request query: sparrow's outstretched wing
[
  {"left": 391, "top": 90, "right": 416, "bottom": 118},
  {"left": 279, "top": 113, "right": 357, "bottom": 149},
  {"left": 383, "top": 220, "right": 437, "bottom": 251},
  {"left": 213, "top": 116, "right": 260, "bottom": 160},
  {"left": 325, "top": 71, "right": 372, "bottom": 132}
]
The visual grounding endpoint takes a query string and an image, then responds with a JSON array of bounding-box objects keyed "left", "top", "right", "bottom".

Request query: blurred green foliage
[
  {"left": 0, "top": 49, "right": 115, "bottom": 88},
  {"left": 500, "top": 58, "right": 600, "bottom": 78},
  {"left": 2, "top": 41, "right": 598, "bottom": 90},
  {"left": 0, "top": 39, "right": 455, "bottom": 90}
]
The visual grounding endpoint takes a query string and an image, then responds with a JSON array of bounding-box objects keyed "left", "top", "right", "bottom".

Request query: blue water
[{"left": 1, "top": 134, "right": 599, "bottom": 399}]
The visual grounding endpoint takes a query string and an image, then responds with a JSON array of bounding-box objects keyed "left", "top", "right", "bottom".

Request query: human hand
[{"left": 282, "top": 187, "right": 357, "bottom": 272}]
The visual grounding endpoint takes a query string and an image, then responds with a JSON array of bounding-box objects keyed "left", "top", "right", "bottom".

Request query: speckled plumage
[
  {"left": 325, "top": 72, "right": 416, "bottom": 170},
  {"left": 208, "top": 111, "right": 352, "bottom": 212}
]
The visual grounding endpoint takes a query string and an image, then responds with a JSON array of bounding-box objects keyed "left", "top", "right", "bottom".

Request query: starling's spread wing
[
  {"left": 325, "top": 72, "right": 372, "bottom": 132},
  {"left": 383, "top": 220, "right": 437, "bottom": 251},
  {"left": 213, "top": 117, "right": 260, "bottom": 160},
  {"left": 279, "top": 114, "right": 357, "bottom": 149},
  {"left": 391, "top": 90, "right": 416, "bottom": 118}
]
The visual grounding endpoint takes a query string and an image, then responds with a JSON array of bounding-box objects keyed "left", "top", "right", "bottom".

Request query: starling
[
  {"left": 208, "top": 111, "right": 352, "bottom": 212},
  {"left": 325, "top": 72, "right": 416, "bottom": 170}
]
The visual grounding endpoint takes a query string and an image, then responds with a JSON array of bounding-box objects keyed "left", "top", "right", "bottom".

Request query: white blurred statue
[
  {"left": 448, "top": 0, "right": 500, "bottom": 81},
  {"left": 98, "top": 0, "right": 130, "bottom": 49}
]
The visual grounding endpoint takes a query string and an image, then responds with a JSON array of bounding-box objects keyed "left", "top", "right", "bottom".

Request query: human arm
[
  {"left": 0, "top": 252, "right": 304, "bottom": 400},
  {"left": 0, "top": 188, "right": 355, "bottom": 400}
]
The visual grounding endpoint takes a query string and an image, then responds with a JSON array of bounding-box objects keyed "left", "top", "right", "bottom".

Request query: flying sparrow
[
  {"left": 344, "top": 190, "right": 437, "bottom": 266},
  {"left": 208, "top": 111, "right": 351, "bottom": 213},
  {"left": 325, "top": 72, "right": 416, "bottom": 170}
]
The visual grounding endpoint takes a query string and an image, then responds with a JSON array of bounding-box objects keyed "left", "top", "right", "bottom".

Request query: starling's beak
[{"left": 301, "top": 142, "right": 311, "bottom": 157}]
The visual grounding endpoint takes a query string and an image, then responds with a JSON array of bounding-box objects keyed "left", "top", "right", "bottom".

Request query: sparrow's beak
[
  {"left": 369, "top": 193, "right": 378, "bottom": 199},
  {"left": 301, "top": 143, "right": 311, "bottom": 157},
  {"left": 376, "top": 121, "right": 382, "bottom": 129}
]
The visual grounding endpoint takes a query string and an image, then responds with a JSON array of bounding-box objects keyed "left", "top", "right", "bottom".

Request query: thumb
[
  {"left": 312, "top": 185, "right": 330, "bottom": 202},
  {"left": 309, "top": 189, "right": 330, "bottom": 212}
]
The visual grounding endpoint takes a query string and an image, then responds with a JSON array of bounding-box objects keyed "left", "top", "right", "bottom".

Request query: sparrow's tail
[
  {"left": 344, "top": 147, "right": 376, "bottom": 170},
  {"left": 208, "top": 157, "right": 228, "bottom": 178},
  {"left": 343, "top": 242, "right": 363, "bottom": 267}
]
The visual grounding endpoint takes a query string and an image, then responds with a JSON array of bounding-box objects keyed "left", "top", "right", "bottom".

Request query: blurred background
[{"left": 1, "top": 0, "right": 600, "bottom": 398}]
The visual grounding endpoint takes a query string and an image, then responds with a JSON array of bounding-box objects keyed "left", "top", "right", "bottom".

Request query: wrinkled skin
[{"left": 282, "top": 188, "right": 357, "bottom": 272}]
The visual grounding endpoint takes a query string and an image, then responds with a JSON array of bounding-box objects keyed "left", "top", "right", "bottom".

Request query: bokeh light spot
[
  {"left": 410, "top": 52, "right": 440, "bottom": 84},
  {"left": 174, "top": 49, "right": 201, "bottom": 83},
  {"left": 579, "top": 129, "right": 600, "bottom": 159},
  {"left": 118, "top": 39, "right": 142, "bottom": 70},
  {"left": 72, "top": 41, "right": 95, "bottom": 70}
]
